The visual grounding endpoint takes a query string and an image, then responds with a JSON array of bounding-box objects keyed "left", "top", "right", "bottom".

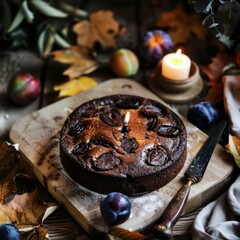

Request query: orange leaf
[
  {"left": 73, "top": 10, "right": 124, "bottom": 49},
  {"left": 155, "top": 5, "right": 207, "bottom": 45},
  {"left": 201, "top": 50, "right": 231, "bottom": 104},
  {"left": 51, "top": 46, "right": 97, "bottom": 79},
  {"left": 0, "top": 189, "right": 58, "bottom": 229}
]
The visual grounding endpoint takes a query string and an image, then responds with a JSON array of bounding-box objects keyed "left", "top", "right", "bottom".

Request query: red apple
[{"left": 8, "top": 73, "right": 41, "bottom": 106}]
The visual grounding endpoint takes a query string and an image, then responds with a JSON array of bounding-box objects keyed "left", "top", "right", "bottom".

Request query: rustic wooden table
[
  {"left": 1, "top": 0, "right": 213, "bottom": 141},
  {"left": 0, "top": 1, "right": 233, "bottom": 239}
]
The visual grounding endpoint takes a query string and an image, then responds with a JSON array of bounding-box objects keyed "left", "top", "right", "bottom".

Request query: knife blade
[{"left": 153, "top": 119, "right": 227, "bottom": 240}]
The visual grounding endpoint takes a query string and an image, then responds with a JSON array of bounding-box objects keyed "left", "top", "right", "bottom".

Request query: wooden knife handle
[{"left": 153, "top": 181, "right": 192, "bottom": 240}]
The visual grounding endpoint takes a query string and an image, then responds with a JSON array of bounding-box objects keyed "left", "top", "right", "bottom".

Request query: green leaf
[
  {"left": 37, "top": 25, "right": 56, "bottom": 56},
  {"left": 60, "top": 3, "right": 88, "bottom": 18},
  {"left": 21, "top": 0, "right": 34, "bottom": 23},
  {"left": 43, "top": 29, "right": 56, "bottom": 56},
  {"left": 219, "top": 34, "right": 234, "bottom": 48},
  {"left": 30, "top": 0, "right": 68, "bottom": 18},
  {"left": 1, "top": 0, "right": 12, "bottom": 35},
  {"left": 37, "top": 26, "right": 48, "bottom": 55},
  {"left": 7, "top": 5, "right": 25, "bottom": 33},
  {"left": 54, "top": 33, "right": 70, "bottom": 48}
]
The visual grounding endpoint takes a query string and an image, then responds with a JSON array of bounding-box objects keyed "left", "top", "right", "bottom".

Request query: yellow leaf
[
  {"left": 226, "top": 134, "right": 240, "bottom": 167},
  {"left": 54, "top": 76, "right": 97, "bottom": 97},
  {"left": 51, "top": 46, "right": 98, "bottom": 79}
]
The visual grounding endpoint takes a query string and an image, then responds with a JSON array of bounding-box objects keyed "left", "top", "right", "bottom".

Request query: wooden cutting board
[{"left": 10, "top": 79, "right": 234, "bottom": 238}]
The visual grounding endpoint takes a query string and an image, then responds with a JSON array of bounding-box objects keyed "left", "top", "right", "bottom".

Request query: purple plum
[{"left": 100, "top": 192, "right": 131, "bottom": 225}]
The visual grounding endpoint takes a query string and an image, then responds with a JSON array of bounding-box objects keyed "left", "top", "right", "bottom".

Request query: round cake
[{"left": 60, "top": 94, "right": 187, "bottom": 196}]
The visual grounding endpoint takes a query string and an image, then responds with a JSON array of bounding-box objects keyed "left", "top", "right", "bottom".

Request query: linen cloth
[{"left": 192, "top": 174, "right": 240, "bottom": 240}]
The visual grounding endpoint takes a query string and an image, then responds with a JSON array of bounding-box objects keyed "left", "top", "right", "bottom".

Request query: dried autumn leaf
[
  {"left": 21, "top": 226, "right": 49, "bottom": 240},
  {"left": 54, "top": 76, "right": 97, "bottom": 97},
  {"left": 155, "top": 5, "right": 207, "bottom": 45},
  {"left": 0, "top": 142, "right": 20, "bottom": 203},
  {"left": 226, "top": 135, "right": 240, "bottom": 167},
  {"left": 73, "top": 10, "right": 124, "bottom": 49},
  {"left": 0, "top": 141, "right": 36, "bottom": 203},
  {"left": 201, "top": 50, "right": 231, "bottom": 104},
  {"left": 108, "top": 227, "right": 146, "bottom": 239},
  {"left": 0, "top": 189, "right": 58, "bottom": 229},
  {"left": 51, "top": 46, "right": 97, "bottom": 79},
  {"left": 0, "top": 141, "right": 19, "bottom": 179},
  {"left": 0, "top": 170, "right": 17, "bottom": 204}
]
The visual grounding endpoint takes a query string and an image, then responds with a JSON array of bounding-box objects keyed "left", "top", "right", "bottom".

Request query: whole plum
[
  {"left": 187, "top": 101, "right": 219, "bottom": 130},
  {"left": 109, "top": 49, "right": 139, "bottom": 77},
  {"left": 140, "top": 30, "right": 174, "bottom": 65},
  {"left": 8, "top": 73, "right": 41, "bottom": 106},
  {"left": 0, "top": 223, "right": 20, "bottom": 240},
  {"left": 100, "top": 192, "right": 131, "bottom": 225}
]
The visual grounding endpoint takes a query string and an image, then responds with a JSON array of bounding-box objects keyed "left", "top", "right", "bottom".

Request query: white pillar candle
[{"left": 161, "top": 49, "right": 191, "bottom": 81}]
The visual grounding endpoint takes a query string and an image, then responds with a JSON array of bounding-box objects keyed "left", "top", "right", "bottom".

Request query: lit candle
[
  {"left": 161, "top": 49, "right": 191, "bottom": 81},
  {"left": 122, "top": 111, "right": 130, "bottom": 133}
]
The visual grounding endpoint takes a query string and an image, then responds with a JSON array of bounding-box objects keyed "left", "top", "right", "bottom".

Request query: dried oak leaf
[
  {"left": 155, "top": 5, "right": 207, "bottom": 45},
  {"left": 54, "top": 76, "right": 97, "bottom": 97},
  {"left": 0, "top": 189, "right": 58, "bottom": 230},
  {"left": 201, "top": 50, "right": 231, "bottom": 104},
  {"left": 73, "top": 10, "right": 125, "bottom": 49},
  {"left": 0, "top": 141, "right": 36, "bottom": 203},
  {"left": 51, "top": 46, "right": 97, "bottom": 79},
  {"left": 0, "top": 170, "right": 17, "bottom": 204},
  {"left": 0, "top": 142, "right": 19, "bottom": 203},
  {"left": 0, "top": 141, "right": 19, "bottom": 180}
]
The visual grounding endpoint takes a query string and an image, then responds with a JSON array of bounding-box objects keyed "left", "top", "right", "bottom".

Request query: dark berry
[
  {"left": 67, "top": 124, "right": 85, "bottom": 136},
  {"left": 146, "top": 146, "right": 168, "bottom": 166},
  {"left": 156, "top": 125, "right": 180, "bottom": 137},
  {"left": 100, "top": 192, "right": 131, "bottom": 225},
  {"left": 0, "top": 223, "right": 20, "bottom": 240},
  {"left": 141, "top": 104, "right": 164, "bottom": 118},
  {"left": 187, "top": 101, "right": 218, "bottom": 130},
  {"left": 100, "top": 109, "right": 123, "bottom": 126},
  {"left": 121, "top": 137, "right": 138, "bottom": 153},
  {"left": 93, "top": 153, "right": 121, "bottom": 171},
  {"left": 72, "top": 142, "right": 89, "bottom": 155}
]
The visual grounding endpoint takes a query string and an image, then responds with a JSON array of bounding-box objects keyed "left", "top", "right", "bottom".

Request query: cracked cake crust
[{"left": 60, "top": 94, "right": 187, "bottom": 196}]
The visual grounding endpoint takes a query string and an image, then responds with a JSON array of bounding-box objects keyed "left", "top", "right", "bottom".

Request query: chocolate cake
[{"left": 60, "top": 95, "right": 187, "bottom": 196}]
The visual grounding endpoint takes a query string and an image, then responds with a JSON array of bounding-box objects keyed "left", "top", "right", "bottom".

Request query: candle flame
[
  {"left": 124, "top": 111, "right": 130, "bottom": 124},
  {"left": 176, "top": 49, "right": 182, "bottom": 60}
]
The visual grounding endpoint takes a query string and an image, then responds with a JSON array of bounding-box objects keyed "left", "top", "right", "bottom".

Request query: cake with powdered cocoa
[{"left": 60, "top": 94, "right": 187, "bottom": 196}]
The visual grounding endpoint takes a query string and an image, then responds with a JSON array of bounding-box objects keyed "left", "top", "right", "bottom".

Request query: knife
[{"left": 153, "top": 119, "right": 227, "bottom": 240}]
